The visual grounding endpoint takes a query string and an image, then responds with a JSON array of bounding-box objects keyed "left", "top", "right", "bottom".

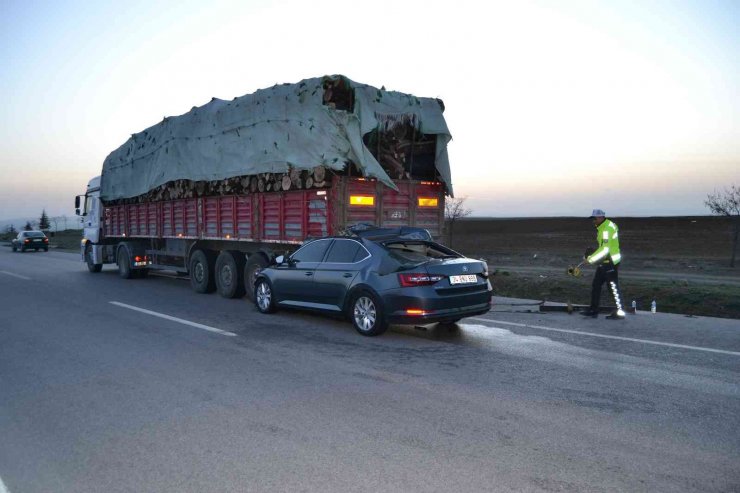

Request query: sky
[{"left": 0, "top": 0, "right": 738, "bottom": 224}]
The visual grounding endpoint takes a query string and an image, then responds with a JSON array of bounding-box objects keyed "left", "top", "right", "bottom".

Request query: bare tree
[
  {"left": 705, "top": 184, "right": 740, "bottom": 267},
  {"left": 445, "top": 196, "right": 472, "bottom": 248},
  {"left": 50, "top": 216, "right": 60, "bottom": 232}
]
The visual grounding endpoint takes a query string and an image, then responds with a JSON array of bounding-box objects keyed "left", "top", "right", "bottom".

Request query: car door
[
  {"left": 273, "top": 238, "right": 332, "bottom": 305},
  {"left": 313, "top": 239, "right": 371, "bottom": 309}
]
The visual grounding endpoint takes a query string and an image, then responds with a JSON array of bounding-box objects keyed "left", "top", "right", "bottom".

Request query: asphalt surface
[{"left": 1, "top": 248, "right": 739, "bottom": 492}]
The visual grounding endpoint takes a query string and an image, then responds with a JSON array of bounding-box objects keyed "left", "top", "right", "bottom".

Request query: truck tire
[
  {"left": 117, "top": 247, "right": 134, "bottom": 279},
  {"left": 85, "top": 244, "right": 102, "bottom": 273},
  {"left": 189, "top": 249, "right": 216, "bottom": 293},
  {"left": 244, "top": 254, "right": 269, "bottom": 302},
  {"left": 215, "top": 251, "right": 246, "bottom": 299}
]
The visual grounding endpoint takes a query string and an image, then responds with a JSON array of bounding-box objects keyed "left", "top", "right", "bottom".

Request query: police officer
[{"left": 581, "top": 209, "right": 625, "bottom": 320}]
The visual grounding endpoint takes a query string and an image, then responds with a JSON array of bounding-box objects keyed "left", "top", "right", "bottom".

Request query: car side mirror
[{"left": 275, "top": 255, "right": 285, "bottom": 265}]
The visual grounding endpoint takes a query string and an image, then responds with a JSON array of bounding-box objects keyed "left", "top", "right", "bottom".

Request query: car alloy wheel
[
  {"left": 353, "top": 296, "right": 377, "bottom": 333},
  {"left": 255, "top": 279, "right": 275, "bottom": 313}
]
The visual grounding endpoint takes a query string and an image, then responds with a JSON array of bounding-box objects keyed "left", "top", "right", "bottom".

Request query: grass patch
[{"left": 493, "top": 272, "right": 740, "bottom": 319}]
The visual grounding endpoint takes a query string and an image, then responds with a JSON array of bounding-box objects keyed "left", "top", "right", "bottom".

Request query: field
[
  {"left": 448, "top": 216, "right": 740, "bottom": 319},
  {"left": 3, "top": 217, "right": 739, "bottom": 318}
]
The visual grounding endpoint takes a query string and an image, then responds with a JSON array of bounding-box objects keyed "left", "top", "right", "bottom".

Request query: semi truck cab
[{"left": 75, "top": 176, "right": 103, "bottom": 263}]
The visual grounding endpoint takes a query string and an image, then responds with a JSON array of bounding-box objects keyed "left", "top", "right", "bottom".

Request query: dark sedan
[
  {"left": 254, "top": 226, "right": 492, "bottom": 336},
  {"left": 12, "top": 231, "right": 49, "bottom": 252}
]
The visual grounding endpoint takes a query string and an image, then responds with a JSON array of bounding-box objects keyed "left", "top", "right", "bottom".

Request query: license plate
[
  {"left": 33, "top": 239, "right": 41, "bottom": 242},
  {"left": 449, "top": 274, "right": 477, "bottom": 285}
]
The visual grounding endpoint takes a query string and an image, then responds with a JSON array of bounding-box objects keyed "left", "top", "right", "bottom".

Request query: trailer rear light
[
  {"left": 135, "top": 256, "right": 142, "bottom": 262},
  {"left": 350, "top": 195, "right": 374, "bottom": 206},
  {"left": 406, "top": 309, "right": 426, "bottom": 316},
  {"left": 398, "top": 273, "right": 444, "bottom": 287},
  {"left": 418, "top": 197, "right": 438, "bottom": 207}
]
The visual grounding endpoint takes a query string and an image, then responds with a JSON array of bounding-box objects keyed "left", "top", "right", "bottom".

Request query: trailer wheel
[
  {"left": 117, "top": 247, "right": 134, "bottom": 279},
  {"left": 85, "top": 244, "right": 102, "bottom": 273},
  {"left": 244, "top": 254, "right": 269, "bottom": 301},
  {"left": 189, "top": 249, "right": 216, "bottom": 293},
  {"left": 215, "top": 251, "right": 246, "bottom": 299}
]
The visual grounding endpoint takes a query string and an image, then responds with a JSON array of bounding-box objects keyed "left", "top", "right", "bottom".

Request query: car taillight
[
  {"left": 398, "top": 273, "right": 444, "bottom": 287},
  {"left": 24, "top": 239, "right": 30, "bottom": 243},
  {"left": 43, "top": 238, "right": 49, "bottom": 243}
]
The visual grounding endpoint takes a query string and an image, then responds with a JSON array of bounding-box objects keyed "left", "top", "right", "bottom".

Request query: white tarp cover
[{"left": 100, "top": 75, "right": 453, "bottom": 201}]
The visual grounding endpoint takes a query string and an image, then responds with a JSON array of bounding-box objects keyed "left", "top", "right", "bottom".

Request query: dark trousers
[{"left": 590, "top": 262, "right": 623, "bottom": 311}]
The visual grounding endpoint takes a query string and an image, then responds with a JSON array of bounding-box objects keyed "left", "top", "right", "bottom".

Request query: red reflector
[
  {"left": 406, "top": 309, "right": 426, "bottom": 315},
  {"left": 398, "top": 273, "right": 444, "bottom": 287}
]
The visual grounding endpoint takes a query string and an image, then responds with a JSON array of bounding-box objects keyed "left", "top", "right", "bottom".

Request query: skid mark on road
[
  {"left": 0, "top": 271, "right": 31, "bottom": 281},
  {"left": 470, "top": 317, "right": 740, "bottom": 357},
  {"left": 460, "top": 323, "right": 739, "bottom": 396},
  {"left": 109, "top": 301, "right": 237, "bottom": 337}
]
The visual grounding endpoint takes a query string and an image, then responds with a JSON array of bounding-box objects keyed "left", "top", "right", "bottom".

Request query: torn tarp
[{"left": 100, "top": 75, "right": 453, "bottom": 201}]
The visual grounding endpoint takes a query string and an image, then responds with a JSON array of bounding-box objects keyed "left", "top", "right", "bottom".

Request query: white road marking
[
  {"left": 109, "top": 302, "right": 237, "bottom": 337},
  {"left": 0, "top": 271, "right": 31, "bottom": 281},
  {"left": 0, "top": 475, "right": 10, "bottom": 493},
  {"left": 468, "top": 317, "right": 740, "bottom": 357}
]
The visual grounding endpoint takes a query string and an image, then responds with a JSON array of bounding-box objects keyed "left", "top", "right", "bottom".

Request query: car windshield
[
  {"left": 383, "top": 241, "right": 458, "bottom": 266},
  {"left": 25, "top": 232, "right": 45, "bottom": 238}
]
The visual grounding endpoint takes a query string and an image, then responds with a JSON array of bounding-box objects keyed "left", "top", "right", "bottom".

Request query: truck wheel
[
  {"left": 349, "top": 291, "right": 388, "bottom": 337},
  {"left": 85, "top": 245, "right": 102, "bottom": 273},
  {"left": 117, "top": 247, "right": 134, "bottom": 279},
  {"left": 244, "top": 254, "right": 269, "bottom": 301},
  {"left": 254, "top": 278, "right": 276, "bottom": 314},
  {"left": 215, "top": 251, "right": 246, "bottom": 299},
  {"left": 189, "top": 249, "right": 216, "bottom": 293}
]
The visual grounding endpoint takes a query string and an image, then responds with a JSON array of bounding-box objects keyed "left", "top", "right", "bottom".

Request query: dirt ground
[{"left": 447, "top": 216, "right": 740, "bottom": 319}]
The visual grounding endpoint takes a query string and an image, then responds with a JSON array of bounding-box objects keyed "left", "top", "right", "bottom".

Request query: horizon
[{"left": 1, "top": 0, "right": 738, "bottom": 220}]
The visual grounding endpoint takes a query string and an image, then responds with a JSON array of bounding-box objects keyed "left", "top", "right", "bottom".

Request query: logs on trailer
[{"left": 105, "top": 165, "right": 335, "bottom": 206}]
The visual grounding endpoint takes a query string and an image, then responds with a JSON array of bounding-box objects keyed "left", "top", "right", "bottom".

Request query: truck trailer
[{"left": 76, "top": 75, "right": 453, "bottom": 300}]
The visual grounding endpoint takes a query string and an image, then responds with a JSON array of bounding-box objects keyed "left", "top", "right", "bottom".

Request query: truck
[{"left": 76, "top": 75, "right": 454, "bottom": 300}]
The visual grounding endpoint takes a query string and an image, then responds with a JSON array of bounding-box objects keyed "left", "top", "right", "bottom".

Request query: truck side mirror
[{"left": 75, "top": 196, "right": 80, "bottom": 209}]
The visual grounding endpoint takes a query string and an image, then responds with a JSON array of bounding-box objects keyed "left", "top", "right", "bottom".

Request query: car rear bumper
[{"left": 382, "top": 283, "right": 493, "bottom": 324}]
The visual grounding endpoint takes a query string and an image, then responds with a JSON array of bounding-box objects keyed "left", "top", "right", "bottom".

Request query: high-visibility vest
[{"left": 587, "top": 219, "right": 621, "bottom": 265}]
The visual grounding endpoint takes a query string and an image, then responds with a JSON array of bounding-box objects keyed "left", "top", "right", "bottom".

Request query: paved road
[{"left": 1, "top": 249, "right": 739, "bottom": 492}]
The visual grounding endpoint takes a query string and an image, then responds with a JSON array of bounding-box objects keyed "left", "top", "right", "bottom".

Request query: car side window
[
  {"left": 291, "top": 239, "right": 331, "bottom": 263},
  {"left": 324, "top": 239, "right": 365, "bottom": 263}
]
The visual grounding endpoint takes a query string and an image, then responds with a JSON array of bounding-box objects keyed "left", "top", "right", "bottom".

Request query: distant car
[
  {"left": 12, "top": 231, "right": 49, "bottom": 252},
  {"left": 254, "top": 226, "right": 493, "bottom": 336}
]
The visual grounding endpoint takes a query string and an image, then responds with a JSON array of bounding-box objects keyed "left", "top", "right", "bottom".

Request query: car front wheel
[
  {"left": 350, "top": 292, "right": 388, "bottom": 337},
  {"left": 254, "top": 278, "right": 276, "bottom": 314}
]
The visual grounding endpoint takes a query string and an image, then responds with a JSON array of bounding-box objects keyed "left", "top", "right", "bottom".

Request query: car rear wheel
[
  {"left": 215, "top": 251, "right": 246, "bottom": 299},
  {"left": 85, "top": 245, "right": 102, "bottom": 273},
  {"left": 254, "top": 278, "right": 276, "bottom": 314},
  {"left": 189, "top": 249, "right": 216, "bottom": 293},
  {"left": 244, "top": 254, "right": 269, "bottom": 302},
  {"left": 350, "top": 292, "right": 388, "bottom": 337}
]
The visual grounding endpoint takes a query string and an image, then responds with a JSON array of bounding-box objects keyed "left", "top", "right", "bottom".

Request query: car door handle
[
  {"left": 304, "top": 272, "right": 313, "bottom": 276},
  {"left": 343, "top": 273, "right": 353, "bottom": 278}
]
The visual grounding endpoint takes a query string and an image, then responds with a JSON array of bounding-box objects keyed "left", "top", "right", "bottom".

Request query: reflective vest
[{"left": 587, "top": 219, "right": 621, "bottom": 265}]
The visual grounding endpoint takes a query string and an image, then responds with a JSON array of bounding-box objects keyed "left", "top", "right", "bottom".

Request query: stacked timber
[{"left": 105, "top": 165, "right": 334, "bottom": 206}]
